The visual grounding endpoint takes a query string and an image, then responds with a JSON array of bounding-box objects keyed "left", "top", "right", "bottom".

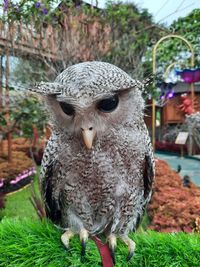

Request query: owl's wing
[
  {"left": 40, "top": 132, "right": 62, "bottom": 223},
  {"left": 42, "top": 160, "right": 62, "bottom": 224},
  {"left": 143, "top": 147, "right": 155, "bottom": 200}
]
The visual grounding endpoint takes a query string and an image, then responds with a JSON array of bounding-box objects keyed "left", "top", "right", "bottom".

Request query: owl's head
[{"left": 32, "top": 62, "right": 144, "bottom": 149}]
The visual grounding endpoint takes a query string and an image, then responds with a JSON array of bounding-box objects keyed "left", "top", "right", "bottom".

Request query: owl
[{"left": 32, "top": 61, "right": 154, "bottom": 263}]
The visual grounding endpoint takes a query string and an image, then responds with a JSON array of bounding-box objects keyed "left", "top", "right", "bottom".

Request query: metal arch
[
  {"left": 164, "top": 62, "right": 178, "bottom": 79},
  {"left": 151, "top": 34, "right": 195, "bottom": 151},
  {"left": 153, "top": 34, "right": 195, "bottom": 73}
]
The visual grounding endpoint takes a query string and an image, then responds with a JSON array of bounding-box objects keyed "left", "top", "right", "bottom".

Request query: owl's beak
[{"left": 81, "top": 128, "right": 96, "bottom": 149}]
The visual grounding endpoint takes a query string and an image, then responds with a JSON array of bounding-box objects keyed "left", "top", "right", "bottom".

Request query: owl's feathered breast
[
  {"left": 41, "top": 121, "right": 153, "bottom": 232},
  {"left": 38, "top": 61, "right": 154, "bottom": 234}
]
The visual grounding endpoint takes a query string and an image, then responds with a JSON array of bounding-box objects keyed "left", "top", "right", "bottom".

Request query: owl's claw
[
  {"left": 61, "top": 229, "right": 74, "bottom": 249},
  {"left": 107, "top": 234, "right": 135, "bottom": 264},
  {"left": 107, "top": 234, "right": 117, "bottom": 265},
  {"left": 80, "top": 229, "right": 88, "bottom": 260},
  {"left": 81, "top": 239, "right": 86, "bottom": 257},
  {"left": 120, "top": 235, "right": 135, "bottom": 262},
  {"left": 61, "top": 228, "right": 88, "bottom": 260},
  {"left": 126, "top": 251, "right": 134, "bottom": 261}
]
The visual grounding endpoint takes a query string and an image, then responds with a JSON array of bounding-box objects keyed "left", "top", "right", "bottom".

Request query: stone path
[{"left": 155, "top": 152, "right": 200, "bottom": 186}]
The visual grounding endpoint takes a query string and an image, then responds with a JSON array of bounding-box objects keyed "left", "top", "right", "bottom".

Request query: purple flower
[
  {"left": 35, "top": 2, "right": 41, "bottom": 8},
  {"left": 167, "top": 91, "right": 174, "bottom": 99},
  {"left": 0, "top": 180, "right": 4, "bottom": 188},
  {"left": 41, "top": 8, "right": 48, "bottom": 15},
  {"left": 76, "top": 4, "right": 81, "bottom": 9},
  {"left": 12, "top": 4, "right": 20, "bottom": 12},
  {"left": 10, "top": 180, "right": 17, "bottom": 185},
  {"left": 3, "top": 0, "right": 9, "bottom": 11}
]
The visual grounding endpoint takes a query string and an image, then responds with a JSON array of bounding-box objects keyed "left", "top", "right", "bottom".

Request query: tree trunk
[
  {"left": 32, "top": 125, "right": 39, "bottom": 148},
  {"left": 0, "top": 139, "right": 4, "bottom": 157},
  {"left": 0, "top": 56, "right": 3, "bottom": 156},
  {"left": 0, "top": 55, "right": 3, "bottom": 109},
  {"left": 5, "top": 37, "right": 12, "bottom": 163},
  {"left": 7, "top": 132, "right": 12, "bottom": 162}
]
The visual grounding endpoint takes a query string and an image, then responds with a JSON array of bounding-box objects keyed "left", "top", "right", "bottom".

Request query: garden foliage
[
  {"left": 0, "top": 151, "right": 33, "bottom": 183},
  {"left": 144, "top": 8, "right": 200, "bottom": 76},
  {"left": 185, "top": 112, "right": 200, "bottom": 155},
  {"left": 148, "top": 159, "right": 200, "bottom": 232},
  {"left": 0, "top": 0, "right": 163, "bottom": 81}
]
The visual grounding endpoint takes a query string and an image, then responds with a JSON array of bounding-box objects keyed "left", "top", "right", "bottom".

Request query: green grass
[
  {"left": 1, "top": 171, "right": 199, "bottom": 266},
  {"left": 0, "top": 218, "right": 199, "bottom": 267},
  {"left": 0, "top": 171, "right": 40, "bottom": 220}
]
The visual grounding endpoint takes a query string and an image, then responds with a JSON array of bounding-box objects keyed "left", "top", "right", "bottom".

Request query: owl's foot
[
  {"left": 120, "top": 235, "right": 136, "bottom": 261},
  {"left": 80, "top": 228, "right": 88, "bottom": 258},
  {"left": 61, "top": 228, "right": 89, "bottom": 259},
  {"left": 61, "top": 229, "right": 74, "bottom": 249},
  {"left": 107, "top": 234, "right": 117, "bottom": 265},
  {"left": 107, "top": 234, "right": 135, "bottom": 264}
]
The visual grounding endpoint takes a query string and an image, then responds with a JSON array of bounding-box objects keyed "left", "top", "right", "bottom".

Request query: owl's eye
[
  {"left": 59, "top": 102, "right": 75, "bottom": 116},
  {"left": 97, "top": 95, "right": 119, "bottom": 113}
]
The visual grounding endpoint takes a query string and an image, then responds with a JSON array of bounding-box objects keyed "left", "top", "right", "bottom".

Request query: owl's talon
[
  {"left": 61, "top": 229, "right": 74, "bottom": 249},
  {"left": 109, "top": 247, "right": 116, "bottom": 265},
  {"left": 108, "top": 234, "right": 117, "bottom": 265},
  {"left": 80, "top": 229, "right": 88, "bottom": 259},
  {"left": 126, "top": 251, "right": 134, "bottom": 262},
  {"left": 81, "top": 240, "right": 86, "bottom": 257},
  {"left": 120, "top": 235, "right": 135, "bottom": 263}
]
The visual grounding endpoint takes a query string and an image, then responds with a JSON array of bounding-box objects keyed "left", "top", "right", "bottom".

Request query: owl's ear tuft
[
  {"left": 141, "top": 74, "right": 155, "bottom": 92},
  {"left": 28, "top": 82, "right": 64, "bottom": 95},
  {"left": 134, "top": 80, "right": 144, "bottom": 91},
  {"left": 125, "top": 80, "right": 144, "bottom": 92}
]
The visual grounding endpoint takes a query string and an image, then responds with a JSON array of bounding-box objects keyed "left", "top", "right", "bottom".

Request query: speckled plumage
[{"left": 34, "top": 61, "right": 154, "bottom": 238}]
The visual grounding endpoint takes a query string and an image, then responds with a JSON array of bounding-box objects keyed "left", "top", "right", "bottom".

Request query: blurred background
[{"left": 0, "top": 0, "right": 200, "bottom": 234}]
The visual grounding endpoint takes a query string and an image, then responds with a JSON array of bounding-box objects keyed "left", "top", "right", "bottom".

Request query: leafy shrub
[
  {"left": 0, "top": 151, "right": 34, "bottom": 182},
  {"left": 0, "top": 193, "right": 6, "bottom": 220},
  {"left": 0, "top": 193, "right": 6, "bottom": 210},
  {"left": 148, "top": 159, "right": 200, "bottom": 232},
  {"left": 2, "top": 137, "right": 45, "bottom": 165}
]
